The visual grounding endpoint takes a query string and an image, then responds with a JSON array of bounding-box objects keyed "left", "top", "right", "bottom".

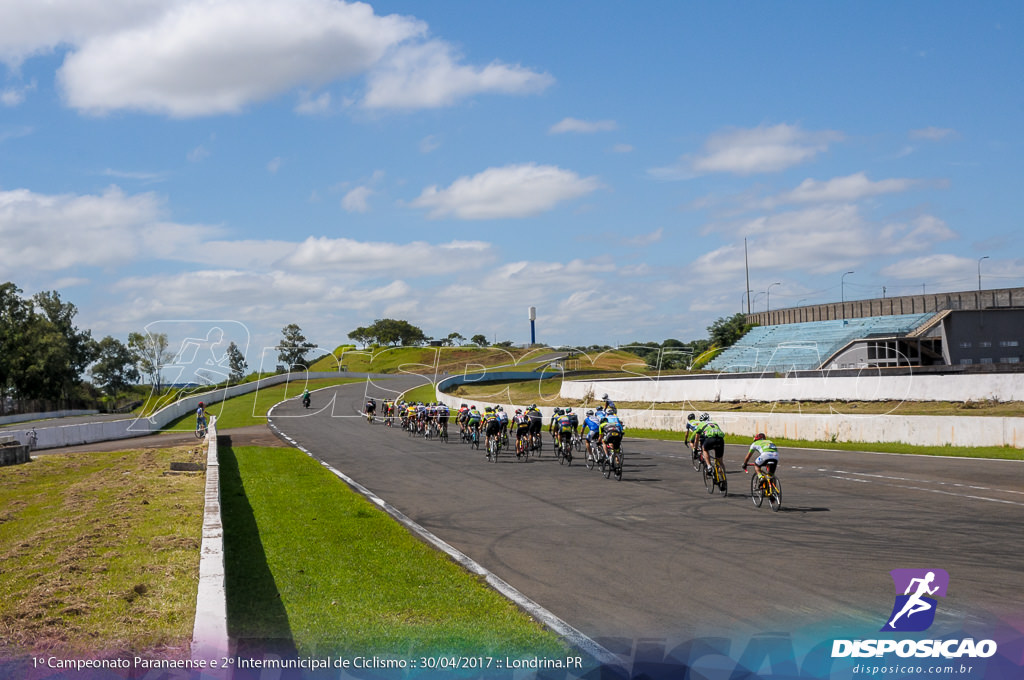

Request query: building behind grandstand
[{"left": 708, "top": 286, "right": 1024, "bottom": 373}]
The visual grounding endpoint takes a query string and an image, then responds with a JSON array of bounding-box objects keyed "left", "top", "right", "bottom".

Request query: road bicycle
[
  {"left": 470, "top": 426, "right": 481, "bottom": 450},
  {"left": 195, "top": 420, "right": 208, "bottom": 439},
  {"left": 366, "top": 410, "right": 375, "bottom": 424},
  {"left": 703, "top": 457, "right": 727, "bottom": 496},
  {"left": 439, "top": 420, "right": 449, "bottom": 443},
  {"left": 689, "top": 438, "right": 704, "bottom": 473},
  {"left": 529, "top": 431, "right": 543, "bottom": 456},
  {"left": 556, "top": 435, "right": 573, "bottom": 466},
  {"left": 601, "top": 442, "right": 623, "bottom": 480},
  {"left": 572, "top": 431, "right": 585, "bottom": 454},
  {"left": 486, "top": 435, "right": 500, "bottom": 462},
  {"left": 749, "top": 462, "right": 782, "bottom": 511},
  {"left": 584, "top": 439, "right": 601, "bottom": 470},
  {"left": 515, "top": 434, "right": 529, "bottom": 460}
]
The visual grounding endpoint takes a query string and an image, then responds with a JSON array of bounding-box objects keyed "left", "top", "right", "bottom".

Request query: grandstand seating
[{"left": 706, "top": 313, "right": 937, "bottom": 373}]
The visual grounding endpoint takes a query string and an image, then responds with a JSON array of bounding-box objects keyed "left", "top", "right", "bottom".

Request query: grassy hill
[{"left": 311, "top": 345, "right": 545, "bottom": 374}]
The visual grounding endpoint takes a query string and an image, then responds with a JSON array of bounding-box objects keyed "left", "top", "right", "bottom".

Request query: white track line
[{"left": 267, "top": 399, "right": 621, "bottom": 670}]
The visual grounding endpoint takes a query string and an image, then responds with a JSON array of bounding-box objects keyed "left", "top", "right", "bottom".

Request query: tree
[
  {"left": 348, "top": 319, "right": 427, "bottom": 347},
  {"left": 347, "top": 326, "right": 371, "bottom": 348},
  {"left": 24, "top": 291, "right": 97, "bottom": 404},
  {"left": 226, "top": 341, "right": 247, "bottom": 384},
  {"left": 129, "top": 331, "right": 172, "bottom": 393},
  {"left": 278, "top": 324, "right": 317, "bottom": 369},
  {"left": 445, "top": 332, "right": 466, "bottom": 347},
  {"left": 707, "top": 313, "right": 753, "bottom": 349},
  {"left": 91, "top": 336, "right": 140, "bottom": 396},
  {"left": 471, "top": 334, "right": 487, "bottom": 346}
]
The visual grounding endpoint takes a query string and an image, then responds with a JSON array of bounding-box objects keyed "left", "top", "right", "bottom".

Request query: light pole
[
  {"left": 766, "top": 282, "right": 781, "bottom": 313},
  {"left": 841, "top": 271, "right": 854, "bottom": 303},
  {"left": 978, "top": 256, "right": 989, "bottom": 292}
]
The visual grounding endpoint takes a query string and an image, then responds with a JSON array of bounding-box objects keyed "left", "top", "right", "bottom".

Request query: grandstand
[
  {"left": 706, "top": 313, "right": 938, "bottom": 373},
  {"left": 708, "top": 286, "right": 1024, "bottom": 374}
]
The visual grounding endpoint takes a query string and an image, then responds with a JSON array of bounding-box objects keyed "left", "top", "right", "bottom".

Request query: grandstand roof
[{"left": 706, "top": 313, "right": 938, "bottom": 373}]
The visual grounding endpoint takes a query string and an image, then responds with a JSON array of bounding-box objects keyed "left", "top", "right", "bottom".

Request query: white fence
[{"left": 23, "top": 372, "right": 343, "bottom": 450}]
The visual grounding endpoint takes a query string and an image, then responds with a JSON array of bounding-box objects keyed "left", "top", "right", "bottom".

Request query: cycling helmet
[
  {"left": 515, "top": 408, "right": 522, "bottom": 414},
  {"left": 699, "top": 412, "right": 710, "bottom": 422},
  {"left": 602, "top": 393, "right": 609, "bottom": 400},
  {"left": 497, "top": 406, "right": 504, "bottom": 412},
  {"left": 471, "top": 405, "right": 476, "bottom": 409},
  {"left": 565, "top": 407, "right": 572, "bottom": 413},
  {"left": 461, "top": 403, "right": 467, "bottom": 408},
  {"left": 198, "top": 402, "right": 204, "bottom": 407},
  {"left": 586, "top": 409, "right": 594, "bottom": 416},
  {"left": 754, "top": 433, "right": 766, "bottom": 441},
  {"left": 687, "top": 412, "right": 695, "bottom": 421}
]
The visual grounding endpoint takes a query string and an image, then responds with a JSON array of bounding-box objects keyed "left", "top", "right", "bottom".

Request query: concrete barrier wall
[
  {"left": 26, "top": 371, "right": 344, "bottom": 450},
  {"left": 559, "top": 373, "right": 1024, "bottom": 404},
  {"left": 436, "top": 372, "right": 1024, "bottom": 450},
  {"left": 0, "top": 443, "right": 31, "bottom": 466},
  {"left": 0, "top": 409, "right": 99, "bottom": 427},
  {"left": 191, "top": 417, "right": 229, "bottom": 670}
]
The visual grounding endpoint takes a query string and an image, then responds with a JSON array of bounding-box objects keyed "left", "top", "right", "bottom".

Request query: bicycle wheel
[
  {"left": 717, "top": 462, "right": 728, "bottom": 496},
  {"left": 768, "top": 477, "right": 782, "bottom": 512},
  {"left": 691, "top": 448, "right": 703, "bottom": 472},
  {"left": 704, "top": 464, "right": 716, "bottom": 494},
  {"left": 613, "top": 451, "right": 622, "bottom": 481},
  {"left": 490, "top": 438, "right": 499, "bottom": 462},
  {"left": 585, "top": 445, "right": 595, "bottom": 470},
  {"left": 750, "top": 474, "right": 765, "bottom": 507}
]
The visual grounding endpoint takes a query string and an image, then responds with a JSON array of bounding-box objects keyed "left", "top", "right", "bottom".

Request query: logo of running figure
[{"left": 882, "top": 569, "right": 949, "bottom": 632}]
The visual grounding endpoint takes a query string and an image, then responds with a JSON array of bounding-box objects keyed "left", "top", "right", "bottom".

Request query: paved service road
[{"left": 272, "top": 379, "right": 1024, "bottom": 650}]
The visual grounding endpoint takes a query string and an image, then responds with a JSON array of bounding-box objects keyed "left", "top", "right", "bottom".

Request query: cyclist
[
  {"left": 482, "top": 406, "right": 502, "bottom": 454},
  {"left": 457, "top": 403, "right": 470, "bottom": 438},
  {"left": 696, "top": 413, "right": 725, "bottom": 474},
  {"left": 196, "top": 401, "right": 207, "bottom": 435},
  {"left": 742, "top": 433, "right": 779, "bottom": 481},
  {"left": 466, "top": 405, "right": 483, "bottom": 443},
  {"left": 555, "top": 409, "right": 574, "bottom": 458},
  {"left": 511, "top": 408, "right": 531, "bottom": 454},
  {"left": 601, "top": 393, "right": 616, "bottom": 412},
  {"left": 365, "top": 397, "right": 376, "bottom": 421},
  {"left": 437, "top": 402, "right": 450, "bottom": 438},
  {"left": 598, "top": 413, "right": 624, "bottom": 462},
  {"left": 547, "top": 407, "right": 563, "bottom": 446},
  {"left": 683, "top": 412, "right": 701, "bottom": 456},
  {"left": 565, "top": 407, "right": 579, "bottom": 439},
  {"left": 301, "top": 389, "right": 311, "bottom": 408},
  {"left": 581, "top": 409, "right": 601, "bottom": 461},
  {"left": 526, "top": 404, "right": 543, "bottom": 449},
  {"left": 495, "top": 406, "right": 509, "bottom": 446}
]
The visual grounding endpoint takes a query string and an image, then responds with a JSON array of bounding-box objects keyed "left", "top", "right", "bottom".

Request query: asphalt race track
[{"left": 271, "top": 378, "right": 1024, "bottom": 655}]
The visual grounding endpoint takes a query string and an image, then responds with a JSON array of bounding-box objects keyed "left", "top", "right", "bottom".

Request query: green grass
[
  {"left": 0, "top": 447, "right": 205, "bottom": 658},
  {"left": 624, "top": 427, "right": 1024, "bottom": 460},
  {"left": 400, "top": 383, "right": 439, "bottom": 404},
  {"left": 220, "top": 444, "right": 567, "bottom": 657},
  {"left": 162, "top": 377, "right": 363, "bottom": 431}
]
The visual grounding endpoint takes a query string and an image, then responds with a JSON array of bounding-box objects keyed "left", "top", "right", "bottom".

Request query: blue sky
[{"left": 1, "top": 0, "right": 1022, "bottom": 369}]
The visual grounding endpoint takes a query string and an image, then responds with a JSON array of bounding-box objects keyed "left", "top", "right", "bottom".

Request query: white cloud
[
  {"left": 694, "top": 205, "right": 957, "bottom": 281},
  {"left": 910, "top": 127, "right": 956, "bottom": 141},
  {"left": 342, "top": 186, "right": 373, "bottom": 213},
  {"left": 267, "top": 157, "right": 283, "bottom": 173},
  {"left": 1, "top": 80, "right": 35, "bottom": 106},
  {"left": 187, "top": 145, "right": 210, "bottom": 162},
  {"left": 362, "top": 39, "right": 553, "bottom": 109},
  {"left": 879, "top": 254, "right": 971, "bottom": 280},
  {"left": 651, "top": 123, "right": 844, "bottom": 179},
  {"left": 766, "top": 172, "right": 924, "bottom": 207},
  {"left": 411, "top": 163, "right": 600, "bottom": 220},
  {"left": 419, "top": 135, "right": 441, "bottom": 153},
  {"left": 549, "top": 118, "right": 617, "bottom": 134},
  {"left": 625, "top": 228, "right": 663, "bottom": 247},
  {"left": 611, "top": 143, "right": 634, "bottom": 153},
  {"left": 294, "top": 90, "right": 331, "bottom": 115},
  {"left": 0, "top": 0, "right": 168, "bottom": 66},
  {"left": 56, "top": 0, "right": 424, "bottom": 117},
  {"left": 0, "top": 186, "right": 204, "bottom": 274},
  {"left": 280, "top": 236, "right": 492, "bottom": 274}
]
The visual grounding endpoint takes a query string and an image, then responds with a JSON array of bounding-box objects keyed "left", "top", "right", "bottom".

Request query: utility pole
[{"left": 744, "top": 237, "right": 751, "bottom": 315}]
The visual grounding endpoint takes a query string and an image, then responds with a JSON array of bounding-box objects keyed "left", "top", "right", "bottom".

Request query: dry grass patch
[{"left": 0, "top": 446, "right": 205, "bottom": 661}]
